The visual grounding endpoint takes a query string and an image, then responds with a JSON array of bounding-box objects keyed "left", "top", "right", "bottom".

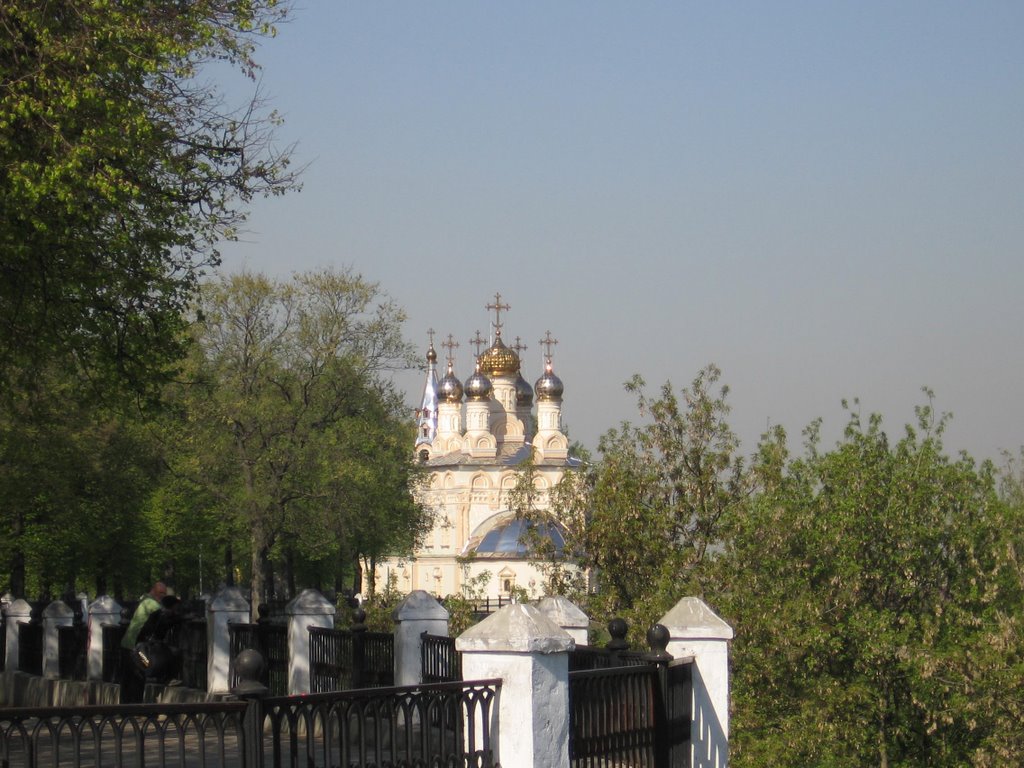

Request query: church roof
[{"left": 422, "top": 443, "right": 581, "bottom": 469}]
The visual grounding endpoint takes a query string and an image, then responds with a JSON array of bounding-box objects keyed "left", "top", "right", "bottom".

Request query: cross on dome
[
  {"left": 486, "top": 293, "right": 511, "bottom": 338},
  {"left": 442, "top": 334, "right": 459, "bottom": 365},
  {"left": 469, "top": 330, "right": 487, "bottom": 358},
  {"left": 539, "top": 330, "right": 559, "bottom": 364}
]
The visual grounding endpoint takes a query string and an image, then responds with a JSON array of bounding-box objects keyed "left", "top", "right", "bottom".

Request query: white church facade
[{"left": 376, "top": 295, "right": 580, "bottom": 602}]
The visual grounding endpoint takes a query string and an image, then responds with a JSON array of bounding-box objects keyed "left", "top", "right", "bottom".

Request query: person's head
[{"left": 151, "top": 582, "right": 168, "bottom": 601}]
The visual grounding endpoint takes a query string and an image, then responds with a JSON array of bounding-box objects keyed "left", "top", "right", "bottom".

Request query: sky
[{"left": 216, "top": 1, "right": 1024, "bottom": 463}]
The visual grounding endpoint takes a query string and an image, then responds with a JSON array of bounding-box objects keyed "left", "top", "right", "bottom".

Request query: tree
[
  {"left": 156, "top": 269, "right": 428, "bottom": 615},
  {"left": 0, "top": 1, "right": 297, "bottom": 399},
  {"left": 575, "top": 365, "right": 750, "bottom": 641},
  {"left": 721, "top": 396, "right": 1024, "bottom": 767}
]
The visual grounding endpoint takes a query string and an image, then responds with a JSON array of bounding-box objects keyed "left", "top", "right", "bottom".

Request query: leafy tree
[
  {"left": 573, "top": 365, "right": 750, "bottom": 641},
  {"left": 156, "top": 269, "right": 428, "bottom": 616},
  {"left": 0, "top": 372, "right": 161, "bottom": 598},
  {"left": 721, "top": 396, "right": 1024, "bottom": 767},
  {"left": 0, "top": 0, "right": 297, "bottom": 398}
]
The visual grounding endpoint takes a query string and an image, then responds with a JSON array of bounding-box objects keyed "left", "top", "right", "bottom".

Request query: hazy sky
[{"left": 217, "top": 1, "right": 1023, "bottom": 462}]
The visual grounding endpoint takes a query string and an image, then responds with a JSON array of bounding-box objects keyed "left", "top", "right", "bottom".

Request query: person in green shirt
[{"left": 120, "top": 581, "right": 168, "bottom": 702}]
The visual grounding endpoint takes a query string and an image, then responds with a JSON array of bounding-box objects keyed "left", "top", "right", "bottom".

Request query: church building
[{"left": 376, "top": 294, "right": 580, "bottom": 601}]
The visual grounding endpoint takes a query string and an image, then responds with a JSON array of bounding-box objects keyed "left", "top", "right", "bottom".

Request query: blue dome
[{"left": 474, "top": 518, "right": 566, "bottom": 556}]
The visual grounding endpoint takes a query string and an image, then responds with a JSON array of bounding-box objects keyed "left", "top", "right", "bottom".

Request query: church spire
[{"left": 415, "top": 330, "right": 439, "bottom": 449}]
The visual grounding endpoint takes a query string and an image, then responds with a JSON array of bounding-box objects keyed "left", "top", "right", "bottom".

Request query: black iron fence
[
  {"left": 0, "top": 678, "right": 500, "bottom": 768},
  {"left": 0, "top": 700, "right": 250, "bottom": 766},
  {"left": 229, "top": 621, "right": 288, "bottom": 695},
  {"left": 309, "top": 626, "right": 394, "bottom": 692},
  {"left": 57, "top": 622, "right": 88, "bottom": 681},
  {"left": 259, "top": 677, "right": 500, "bottom": 768},
  {"left": 422, "top": 631, "right": 461, "bottom": 683},
  {"left": 568, "top": 624, "right": 693, "bottom": 768},
  {"left": 17, "top": 622, "right": 42, "bottom": 677},
  {"left": 0, "top": 617, "right": 5, "bottom": 672},
  {"left": 102, "top": 623, "right": 127, "bottom": 684},
  {"left": 175, "top": 618, "right": 209, "bottom": 691}
]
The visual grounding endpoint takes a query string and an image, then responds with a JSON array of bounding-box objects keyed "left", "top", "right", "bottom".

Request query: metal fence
[
  {"left": 102, "top": 623, "right": 127, "bottom": 684},
  {"left": 422, "top": 631, "right": 462, "bottom": 683},
  {"left": 17, "top": 622, "right": 42, "bottom": 677},
  {"left": 260, "top": 677, "right": 500, "bottom": 768},
  {"left": 568, "top": 640, "right": 693, "bottom": 768},
  {"left": 0, "top": 700, "right": 250, "bottom": 766},
  {"left": 57, "top": 622, "right": 88, "bottom": 681},
  {"left": 229, "top": 621, "right": 288, "bottom": 695},
  {"left": 0, "top": 679, "right": 500, "bottom": 768},
  {"left": 309, "top": 627, "right": 394, "bottom": 692},
  {"left": 176, "top": 618, "right": 209, "bottom": 691}
]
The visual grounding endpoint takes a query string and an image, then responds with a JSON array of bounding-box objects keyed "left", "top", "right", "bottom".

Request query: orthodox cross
[
  {"left": 539, "top": 330, "right": 558, "bottom": 364},
  {"left": 469, "top": 330, "right": 487, "bottom": 358},
  {"left": 512, "top": 336, "right": 528, "bottom": 355},
  {"left": 441, "top": 334, "right": 459, "bottom": 365},
  {"left": 426, "top": 328, "right": 435, "bottom": 347},
  {"left": 486, "top": 292, "right": 511, "bottom": 338}
]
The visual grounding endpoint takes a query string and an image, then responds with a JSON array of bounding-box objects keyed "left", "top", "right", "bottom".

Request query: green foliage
[
  {"left": 0, "top": 0, "right": 297, "bottom": 398},
  {"left": 153, "top": 269, "right": 427, "bottom": 615},
  {"left": 720, "top": 395, "right": 1024, "bottom": 767},
  {"left": 580, "top": 365, "right": 749, "bottom": 643},
  {"left": 0, "top": 371, "right": 161, "bottom": 597}
]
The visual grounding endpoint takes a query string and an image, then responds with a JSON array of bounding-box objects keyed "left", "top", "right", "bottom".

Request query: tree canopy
[{"left": 0, "top": 0, "right": 297, "bottom": 398}]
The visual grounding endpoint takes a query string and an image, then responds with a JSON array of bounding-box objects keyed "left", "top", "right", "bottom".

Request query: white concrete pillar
[
  {"left": 4, "top": 599, "right": 31, "bottom": 671},
  {"left": 286, "top": 589, "right": 335, "bottom": 695},
  {"left": 392, "top": 590, "right": 449, "bottom": 687},
  {"left": 660, "top": 597, "right": 734, "bottom": 768},
  {"left": 42, "top": 601, "right": 74, "bottom": 679},
  {"left": 87, "top": 596, "right": 122, "bottom": 682},
  {"left": 206, "top": 586, "right": 250, "bottom": 693},
  {"left": 535, "top": 595, "right": 589, "bottom": 646},
  {"left": 457, "top": 603, "right": 574, "bottom": 768}
]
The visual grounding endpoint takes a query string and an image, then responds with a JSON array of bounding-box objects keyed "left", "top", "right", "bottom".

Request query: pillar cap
[
  {"left": 456, "top": 603, "right": 574, "bottom": 653},
  {"left": 286, "top": 588, "right": 336, "bottom": 616},
  {"left": 5, "top": 598, "right": 32, "bottom": 617},
  {"left": 43, "top": 600, "right": 74, "bottom": 619},
  {"left": 88, "top": 595, "right": 122, "bottom": 614},
  {"left": 209, "top": 586, "right": 250, "bottom": 613},
  {"left": 393, "top": 590, "right": 449, "bottom": 621},
  {"left": 660, "top": 597, "right": 734, "bottom": 640},
  {"left": 535, "top": 595, "right": 589, "bottom": 631}
]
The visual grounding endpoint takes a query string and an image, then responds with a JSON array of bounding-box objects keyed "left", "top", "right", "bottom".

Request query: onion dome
[
  {"left": 479, "top": 336, "right": 520, "bottom": 377},
  {"left": 473, "top": 518, "right": 566, "bottom": 556},
  {"left": 426, "top": 344, "right": 437, "bottom": 364},
  {"left": 464, "top": 362, "right": 493, "bottom": 401},
  {"left": 535, "top": 361, "right": 564, "bottom": 401},
  {"left": 437, "top": 360, "right": 463, "bottom": 402},
  {"left": 515, "top": 373, "right": 534, "bottom": 406}
]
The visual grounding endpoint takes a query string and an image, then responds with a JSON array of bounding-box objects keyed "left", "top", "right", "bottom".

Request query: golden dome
[{"left": 478, "top": 337, "right": 520, "bottom": 377}]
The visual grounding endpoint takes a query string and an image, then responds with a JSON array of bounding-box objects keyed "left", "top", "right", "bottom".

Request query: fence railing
[
  {"left": 175, "top": 618, "right": 209, "bottom": 691},
  {"left": 57, "top": 623, "right": 88, "bottom": 681},
  {"left": 0, "top": 700, "right": 250, "bottom": 766},
  {"left": 421, "top": 631, "right": 461, "bottom": 683},
  {"left": 17, "top": 623, "right": 42, "bottom": 677},
  {"left": 309, "top": 627, "right": 394, "bottom": 692},
  {"left": 102, "top": 623, "right": 127, "bottom": 684},
  {"left": 229, "top": 621, "right": 288, "bottom": 695},
  {"left": 1, "top": 678, "right": 501, "bottom": 768},
  {"left": 259, "top": 677, "right": 500, "bottom": 768}
]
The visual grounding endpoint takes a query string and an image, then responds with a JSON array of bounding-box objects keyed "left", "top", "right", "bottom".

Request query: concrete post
[
  {"left": 206, "top": 586, "right": 250, "bottom": 693},
  {"left": 42, "top": 601, "right": 74, "bottom": 679},
  {"left": 87, "top": 596, "right": 122, "bottom": 682},
  {"left": 660, "top": 597, "right": 734, "bottom": 768},
  {"left": 392, "top": 590, "right": 449, "bottom": 687},
  {"left": 456, "top": 603, "right": 574, "bottom": 768},
  {"left": 4, "top": 599, "right": 31, "bottom": 672},
  {"left": 286, "top": 589, "right": 335, "bottom": 695},
  {"left": 535, "top": 595, "right": 589, "bottom": 646}
]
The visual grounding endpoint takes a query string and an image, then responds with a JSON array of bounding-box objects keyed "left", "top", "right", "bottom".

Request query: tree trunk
[
  {"left": 224, "top": 543, "right": 234, "bottom": 586},
  {"left": 10, "top": 510, "right": 25, "bottom": 597}
]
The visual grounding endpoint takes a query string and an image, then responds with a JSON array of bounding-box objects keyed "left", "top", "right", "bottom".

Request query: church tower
[{"left": 380, "top": 293, "right": 580, "bottom": 601}]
